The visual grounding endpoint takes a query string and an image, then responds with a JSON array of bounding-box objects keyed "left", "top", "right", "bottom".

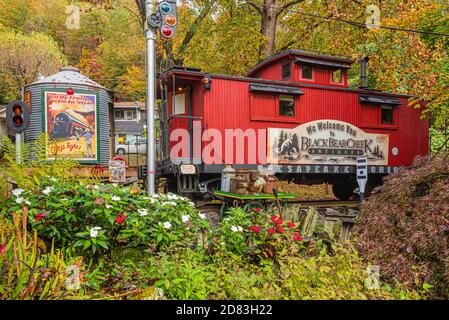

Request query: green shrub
[
  {"left": 215, "top": 207, "right": 304, "bottom": 259},
  {"left": 1, "top": 177, "right": 209, "bottom": 257},
  {"left": 144, "top": 243, "right": 422, "bottom": 300}
]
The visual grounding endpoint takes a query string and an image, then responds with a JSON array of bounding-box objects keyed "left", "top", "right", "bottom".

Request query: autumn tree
[{"left": 0, "top": 31, "right": 67, "bottom": 102}]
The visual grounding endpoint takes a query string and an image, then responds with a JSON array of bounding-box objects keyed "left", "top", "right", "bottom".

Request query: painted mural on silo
[{"left": 43, "top": 88, "right": 99, "bottom": 162}]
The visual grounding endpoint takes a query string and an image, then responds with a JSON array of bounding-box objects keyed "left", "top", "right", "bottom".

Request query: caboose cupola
[{"left": 247, "top": 49, "right": 355, "bottom": 87}]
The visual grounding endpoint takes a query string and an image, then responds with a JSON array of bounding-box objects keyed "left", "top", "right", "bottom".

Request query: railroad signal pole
[
  {"left": 145, "top": 0, "right": 157, "bottom": 194},
  {"left": 6, "top": 100, "right": 30, "bottom": 164},
  {"left": 356, "top": 157, "right": 368, "bottom": 201},
  {"left": 145, "top": 0, "right": 178, "bottom": 195}
]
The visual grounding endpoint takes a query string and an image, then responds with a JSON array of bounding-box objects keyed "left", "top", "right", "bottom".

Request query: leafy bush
[
  {"left": 144, "top": 243, "right": 421, "bottom": 300},
  {"left": 215, "top": 207, "right": 304, "bottom": 259},
  {"left": 0, "top": 134, "right": 80, "bottom": 201},
  {"left": 1, "top": 177, "right": 209, "bottom": 257},
  {"left": 355, "top": 154, "right": 449, "bottom": 298},
  {"left": 0, "top": 210, "right": 88, "bottom": 299}
]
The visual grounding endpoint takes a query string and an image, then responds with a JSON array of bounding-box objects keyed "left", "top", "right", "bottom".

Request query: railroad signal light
[
  {"left": 6, "top": 101, "right": 30, "bottom": 133},
  {"left": 161, "top": 26, "right": 174, "bottom": 38},
  {"left": 66, "top": 88, "right": 74, "bottom": 95},
  {"left": 158, "top": 0, "right": 177, "bottom": 38}
]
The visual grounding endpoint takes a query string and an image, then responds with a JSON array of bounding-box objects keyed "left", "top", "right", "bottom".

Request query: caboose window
[
  {"left": 332, "top": 69, "right": 342, "bottom": 83},
  {"left": 279, "top": 95, "right": 295, "bottom": 117},
  {"left": 282, "top": 62, "right": 291, "bottom": 80},
  {"left": 381, "top": 105, "right": 394, "bottom": 124},
  {"left": 301, "top": 64, "right": 313, "bottom": 80}
]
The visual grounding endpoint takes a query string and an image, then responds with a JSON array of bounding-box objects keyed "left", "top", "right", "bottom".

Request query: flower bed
[{"left": 2, "top": 177, "right": 208, "bottom": 257}]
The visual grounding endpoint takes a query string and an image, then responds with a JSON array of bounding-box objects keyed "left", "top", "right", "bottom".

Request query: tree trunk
[{"left": 260, "top": 0, "right": 279, "bottom": 57}]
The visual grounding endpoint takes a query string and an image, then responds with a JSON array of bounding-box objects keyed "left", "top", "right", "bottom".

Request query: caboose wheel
[{"left": 332, "top": 183, "right": 356, "bottom": 201}]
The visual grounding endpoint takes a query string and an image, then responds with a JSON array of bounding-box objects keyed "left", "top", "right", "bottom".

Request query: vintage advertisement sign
[
  {"left": 43, "top": 89, "right": 99, "bottom": 162},
  {"left": 267, "top": 120, "right": 389, "bottom": 165}
]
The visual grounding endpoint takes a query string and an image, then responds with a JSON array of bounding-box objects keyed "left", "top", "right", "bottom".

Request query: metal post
[
  {"left": 146, "top": 0, "right": 156, "bottom": 194},
  {"left": 15, "top": 133, "right": 21, "bottom": 164}
]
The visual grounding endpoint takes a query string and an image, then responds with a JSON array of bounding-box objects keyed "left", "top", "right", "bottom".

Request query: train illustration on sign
[{"left": 50, "top": 110, "right": 93, "bottom": 139}]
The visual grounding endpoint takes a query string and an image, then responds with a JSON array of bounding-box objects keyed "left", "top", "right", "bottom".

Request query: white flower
[
  {"left": 181, "top": 215, "right": 190, "bottom": 223},
  {"left": 189, "top": 201, "right": 195, "bottom": 207},
  {"left": 231, "top": 226, "right": 239, "bottom": 232},
  {"left": 138, "top": 208, "right": 149, "bottom": 216},
  {"left": 105, "top": 204, "right": 113, "bottom": 209},
  {"left": 42, "top": 187, "right": 53, "bottom": 195},
  {"left": 25, "top": 200, "right": 30, "bottom": 206},
  {"left": 111, "top": 196, "right": 121, "bottom": 201},
  {"left": 93, "top": 185, "right": 99, "bottom": 189},
  {"left": 12, "top": 188, "right": 25, "bottom": 197},
  {"left": 15, "top": 197, "right": 25, "bottom": 204},
  {"left": 163, "top": 221, "right": 172, "bottom": 229},
  {"left": 90, "top": 227, "right": 101, "bottom": 238},
  {"left": 199, "top": 213, "right": 206, "bottom": 220},
  {"left": 238, "top": 226, "right": 243, "bottom": 232},
  {"left": 49, "top": 177, "right": 57, "bottom": 182},
  {"left": 161, "top": 201, "right": 176, "bottom": 207}
]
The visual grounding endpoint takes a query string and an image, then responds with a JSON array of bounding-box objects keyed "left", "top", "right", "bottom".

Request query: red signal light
[
  {"left": 13, "top": 115, "right": 23, "bottom": 126},
  {"left": 165, "top": 15, "right": 176, "bottom": 26},
  {"left": 161, "top": 26, "right": 173, "bottom": 38},
  {"left": 67, "top": 88, "right": 74, "bottom": 95}
]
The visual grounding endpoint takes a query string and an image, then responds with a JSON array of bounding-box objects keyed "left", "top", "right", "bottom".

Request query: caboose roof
[
  {"left": 159, "top": 68, "right": 411, "bottom": 99},
  {"left": 247, "top": 49, "right": 356, "bottom": 77}
]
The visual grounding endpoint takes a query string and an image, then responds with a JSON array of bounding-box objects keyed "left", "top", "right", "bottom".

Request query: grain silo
[{"left": 23, "top": 66, "right": 114, "bottom": 165}]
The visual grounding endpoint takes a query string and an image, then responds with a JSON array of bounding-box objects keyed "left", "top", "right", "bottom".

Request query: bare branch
[
  {"left": 276, "top": 0, "right": 304, "bottom": 17},
  {"left": 246, "top": 1, "right": 262, "bottom": 14}
]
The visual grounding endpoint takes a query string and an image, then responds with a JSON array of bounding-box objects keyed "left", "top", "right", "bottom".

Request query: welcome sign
[{"left": 267, "top": 120, "right": 389, "bottom": 165}]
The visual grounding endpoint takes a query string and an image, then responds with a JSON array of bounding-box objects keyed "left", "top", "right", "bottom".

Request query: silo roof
[{"left": 28, "top": 66, "right": 107, "bottom": 90}]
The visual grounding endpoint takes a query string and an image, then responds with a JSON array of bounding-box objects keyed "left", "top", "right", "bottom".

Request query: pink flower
[
  {"left": 0, "top": 242, "right": 6, "bottom": 256},
  {"left": 95, "top": 198, "right": 105, "bottom": 205},
  {"left": 249, "top": 226, "right": 261, "bottom": 233},
  {"left": 115, "top": 214, "right": 126, "bottom": 224},
  {"left": 293, "top": 233, "right": 303, "bottom": 241},
  {"left": 253, "top": 208, "right": 261, "bottom": 213}
]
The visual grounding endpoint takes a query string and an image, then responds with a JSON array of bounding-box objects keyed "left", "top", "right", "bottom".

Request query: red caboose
[{"left": 151, "top": 50, "right": 429, "bottom": 199}]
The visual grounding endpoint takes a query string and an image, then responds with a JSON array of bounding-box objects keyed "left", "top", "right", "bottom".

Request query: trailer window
[
  {"left": 332, "top": 69, "right": 342, "bottom": 83},
  {"left": 381, "top": 105, "right": 394, "bottom": 124},
  {"left": 301, "top": 64, "right": 313, "bottom": 80},
  {"left": 279, "top": 95, "right": 295, "bottom": 117},
  {"left": 282, "top": 62, "right": 291, "bottom": 80}
]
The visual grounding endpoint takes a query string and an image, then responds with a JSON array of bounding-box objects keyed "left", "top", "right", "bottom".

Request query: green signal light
[{"left": 160, "top": 2, "right": 171, "bottom": 14}]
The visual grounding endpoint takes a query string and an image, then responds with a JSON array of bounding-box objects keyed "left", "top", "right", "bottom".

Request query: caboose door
[{"left": 170, "top": 92, "right": 190, "bottom": 163}]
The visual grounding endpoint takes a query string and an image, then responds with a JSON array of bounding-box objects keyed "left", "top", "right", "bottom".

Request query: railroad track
[{"left": 197, "top": 199, "right": 360, "bottom": 210}]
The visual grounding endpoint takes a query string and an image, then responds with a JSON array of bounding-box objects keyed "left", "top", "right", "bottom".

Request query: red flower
[
  {"left": 115, "top": 214, "right": 126, "bottom": 224},
  {"left": 271, "top": 215, "right": 279, "bottom": 223},
  {"left": 249, "top": 226, "right": 261, "bottom": 233},
  {"left": 276, "top": 218, "right": 283, "bottom": 225},
  {"left": 277, "top": 226, "right": 285, "bottom": 234},
  {"left": 0, "top": 242, "right": 6, "bottom": 256},
  {"left": 293, "top": 233, "right": 303, "bottom": 241},
  {"left": 288, "top": 222, "right": 295, "bottom": 228},
  {"left": 268, "top": 228, "right": 275, "bottom": 234},
  {"left": 253, "top": 208, "right": 261, "bottom": 213},
  {"left": 35, "top": 213, "right": 45, "bottom": 222}
]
